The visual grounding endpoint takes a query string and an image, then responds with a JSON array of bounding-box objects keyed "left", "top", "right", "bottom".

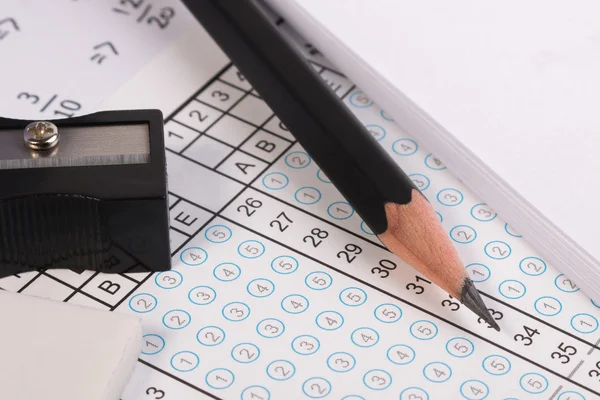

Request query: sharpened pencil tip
[{"left": 461, "top": 278, "right": 501, "bottom": 331}]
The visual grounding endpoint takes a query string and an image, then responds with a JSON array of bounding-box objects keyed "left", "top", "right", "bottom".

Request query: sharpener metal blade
[
  {"left": 0, "top": 109, "right": 170, "bottom": 278},
  {"left": 0, "top": 123, "right": 150, "bottom": 170}
]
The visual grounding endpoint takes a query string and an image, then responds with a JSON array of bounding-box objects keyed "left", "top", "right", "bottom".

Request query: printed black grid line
[
  {"left": 165, "top": 63, "right": 233, "bottom": 123},
  {"left": 217, "top": 74, "right": 279, "bottom": 102},
  {"left": 161, "top": 66, "right": 600, "bottom": 395},
  {"left": 215, "top": 65, "right": 318, "bottom": 143},
  {"left": 214, "top": 214, "right": 599, "bottom": 396},
  {"left": 107, "top": 212, "right": 230, "bottom": 312},
  {"left": 218, "top": 63, "right": 335, "bottom": 101},
  {"left": 166, "top": 147, "right": 244, "bottom": 186},
  {"left": 12, "top": 267, "right": 122, "bottom": 310},
  {"left": 216, "top": 67, "right": 253, "bottom": 92},
  {"left": 231, "top": 67, "right": 391, "bottom": 249},
  {"left": 253, "top": 187, "right": 386, "bottom": 250},
  {"left": 0, "top": 273, "right": 23, "bottom": 291},
  {"left": 170, "top": 199, "right": 210, "bottom": 224},
  {"left": 61, "top": 266, "right": 147, "bottom": 306},
  {"left": 12, "top": 62, "right": 600, "bottom": 396},
  {"left": 110, "top": 242, "right": 201, "bottom": 313},
  {"left": 119, "top": 270, "right": 146, "bottom": 284},
  {"left": 166, "top": 89, "right": 359, "bottom": 231},
  {"left": 110, "top": 220, "right": 217, "bottom": 313},
  {"left": 270, "top": 190, "right": 600, "bottom": 351},
  {"left": 237, "top": 85, "right": 262, "bottom": 101},
  {"left": 220, "top": 73, "right": 600, "bottom": 358},
  {"left": 249, "top": 176, "right": 600, "bottom": 387},
  {"left": 218, "top": 78, "right": 274, "bottom": 105},
  {"left": 143, "top": 77, "right": 598, "bottom": 397},
  {"left": 9, "top": 237, "right": 149, "bottom": 307},
  {"left": 164, "top": 140, "right": 292, "bottom": 194},
  {"left": 210, "top": 63, "right": 345, "bottom": 182},
  {"left": 189, "top": 101, "right": 294, "bottom": 145},
  {"left": 250, "top": 116, "right": 295, "bottom": 144},
  {"left": 173, "top": 102, "right": 293, "bottom": 172},
  {"left": 170, "top": 118, "right": 270, "bottom": 165},
  {"left": 110, "top": 273, "right": 154, "bottom": 312},
  {"left": 7, "top": 63, "right": 236, "bottom": 301},
  {"left": 289, "top": 67, "right": 600, "bottom": 354},
  {"left": 113, "top": 67, "right": 341, "bottom": 398},
  {"left": 481, "top": 291, "right": 600, "bottom": 351},
  {"left": 175, "top": 96, "right": 248, "bottom": 156},
  {"left": 171, "top": 184, "right": 600, "bottom": 396},
  {"left": 167, "top": 191, "right": 216, "bottom": 257},
  {"left": 111, "top": 152, "right": 264, "bottom": 314},
  {"left": 252, "top": 179, "right": 600, "bottom": 353},
  {"left": 212, "top": 109, "right": 293, "bottom": 172},
  {"left": 253, "top": 71, "right": 600, "bottom": 392},
  {"left": 40, "top": 271, "right": 114, "bottom": 309},
  {"left": 112, "top": 67, "right": 378, "bottom": 400},
  {"left": 210, "top": 130, "right": 262, "bottom": 170},
  {"left": 168, "top": 193, "right": 214, "bottom": 215},
  {"left": 174, "top": 89, "right": 294, "bottom": 169},
  {"left": 170, "top": 225, "right": 191, "bottom": 238},
  {"left": 162, "top": 65, "right": 312, "bottom": 255},
  {"left": 15, "top": 271, "right": 43, "bottom": 293},
  {"left": 0, "top": 275, "right": 20, "bottom": 291},
  {"left": 174, "top": 65, "right": 273, "bottom": 157},
  {"left": 4, "top": 270, "right": 110, "bottom": 311},
  {"left": 63, "top": 271, "right": 101, "bottom": 303},
  {"left": 0, "top": 60, "right": 351, "bottom": 397},
  {"left": 169, "top": 197, "right": 182, "bottom": 210},
  {"left": 106, "top": 80, "right": 600, "bottom": 396},
  {"left": 216, "top": 77, "right": 251, "bottom": 93},
  {"left": 111, "top": 61, "right": 299, "bottom": 316},
  {"left": 165, "top": 64, "right": 297, "bottom": 184},
  {"left": 136, "top": 359, "right": 223, "bottom": 400},
  {"left": 3, "top": 56, "right": 589, "bottom": 398}
]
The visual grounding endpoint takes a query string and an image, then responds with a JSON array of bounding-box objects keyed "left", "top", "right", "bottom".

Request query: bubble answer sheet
[{"left": 1, "top": 2, "right": 600, "bottom": 400}]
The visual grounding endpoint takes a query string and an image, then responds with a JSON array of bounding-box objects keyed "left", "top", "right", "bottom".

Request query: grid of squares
[
  {"left": 0, "top": 60, "right": 355, "bottom": 324},
  {"left": 165, "top": 66, "right": 296, "bottom": 185},
  {"left": 4, "top": 52, "right": 597, "bottom": 399},
  {"left": 0, "top": 265, "right": 151, "bottom": 312}
]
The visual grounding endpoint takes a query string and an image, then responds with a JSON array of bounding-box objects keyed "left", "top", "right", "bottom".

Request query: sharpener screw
[{"left": 24, "top": 121, "right": 60, "bottom": 151}]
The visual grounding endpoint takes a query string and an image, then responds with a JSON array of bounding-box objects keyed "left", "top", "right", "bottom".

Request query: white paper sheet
[
  {"left": 2, "top": 3, "right": 600, "bottom": 399},
  {"left": 264, "top": 0, "right": 600, "bottom": 308},
  {"left": 0, "top": 0, "right": 194, "bottom": 119}
]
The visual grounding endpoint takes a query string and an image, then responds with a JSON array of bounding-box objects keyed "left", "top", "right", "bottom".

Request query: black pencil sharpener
[{"left": 0, "top": 110, "right": 171, "bottom": 278}]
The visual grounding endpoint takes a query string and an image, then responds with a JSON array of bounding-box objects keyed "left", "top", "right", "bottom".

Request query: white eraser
[{"left": 0, "top": 290, "right": 142, "bottom": 400}]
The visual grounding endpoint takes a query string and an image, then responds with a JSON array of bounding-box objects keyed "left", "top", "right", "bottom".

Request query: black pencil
[{"left": 181, "top": 0, "right": 500, "bottom": 330}]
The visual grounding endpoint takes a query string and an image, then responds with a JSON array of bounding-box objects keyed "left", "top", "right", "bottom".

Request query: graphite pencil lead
[
  {"left": 461, "top": 278, "right": 501, "bottom": 331},
  {"left": 378, "top": 192, "right": 499, "bottom": 330},
  {"left": 184, "top": 0, "right": 499, "bottom": 331}
]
